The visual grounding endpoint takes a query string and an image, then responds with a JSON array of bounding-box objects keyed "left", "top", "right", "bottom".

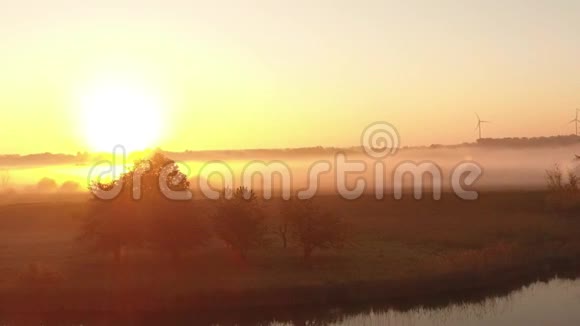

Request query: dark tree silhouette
[
  {"left": 79, "top": 197, "right": 143, "bottom": 264},
  {"left": 282, "top": 198, "right": 347, "bottom": 261},
  {"left": 213, "top": 187, "right": 267, "bottom": 260},
  {"left": 81, "top": 152, "right": 208, "bottom": 263},
  {"left": 276, "top": 204, "right": 292, "bottom": 249},
  {"left": 148, "top": 201, "right": 211, "bottom": 264}
]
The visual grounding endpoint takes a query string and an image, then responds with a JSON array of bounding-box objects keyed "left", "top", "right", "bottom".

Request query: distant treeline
[
  {"left": 2, "top": 134, "right": 580, "bottom": 167},
  {"left": 474, "top": 135, "right": 580, "bottom": 148},
  {"left": 0, "top": 152, "right": 91, "bottom": 167},
  {"left": 405, "top": 134, "right": 580, "bottom": 150}
]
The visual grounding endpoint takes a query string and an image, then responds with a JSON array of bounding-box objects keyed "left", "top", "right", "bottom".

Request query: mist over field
[{"left": 1, "top": 144, "right": 578, "bottom": 198}]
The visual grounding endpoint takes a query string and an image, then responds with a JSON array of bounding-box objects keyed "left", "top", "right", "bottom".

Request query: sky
[{"left": 0, "top": 0, "right": 579, "bottom": 154}]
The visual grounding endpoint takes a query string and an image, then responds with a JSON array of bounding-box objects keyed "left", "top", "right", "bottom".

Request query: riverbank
[
  {"left": 2, "top": 255, "right": 580, "bottom": 325},
  {"left": 1, "top": 191, "right": 580, "bottom": 322}
]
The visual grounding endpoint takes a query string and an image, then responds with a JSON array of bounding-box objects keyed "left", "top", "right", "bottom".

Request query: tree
[
  {"left": 80, "top": 196, "right": 145, "bottom": 264},
  {"left": 144, "top": 154, "right": 211, "bottom": 262},
  {"left": 283, "top": 199, "right": 347, "bottom": 261},
  {"left": 148, "top": 201, "right": 211, "bottom": 264},
  {"left": 213, "top": 187, "right": 268, "bottom": 260},
  {"left": 276, "top": 201, "right": 292, "bottom": 249},
  {"left": 37, "top": 177, "right": 57, "bottom": 192},
  {"left": 81, "top": 152, "right": 207, "bottom": 263}
]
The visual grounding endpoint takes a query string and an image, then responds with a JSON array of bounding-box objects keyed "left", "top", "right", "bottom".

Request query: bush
[{"left": 545, "top": 164, "right": 580, "bottom": 214}]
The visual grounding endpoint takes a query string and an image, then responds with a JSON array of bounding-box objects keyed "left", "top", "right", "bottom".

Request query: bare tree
[{"left": 545, "top": 164, "right": 579, "bottom": 192}]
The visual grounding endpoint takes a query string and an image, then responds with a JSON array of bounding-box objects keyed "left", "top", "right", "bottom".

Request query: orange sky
[{"left": 1, "top": 1, "right": 579, "bottom": 154}]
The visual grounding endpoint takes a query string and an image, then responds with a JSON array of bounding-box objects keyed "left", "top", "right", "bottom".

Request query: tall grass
[{"left": 545, "top": 164, "right": 580, "bottom": 214}]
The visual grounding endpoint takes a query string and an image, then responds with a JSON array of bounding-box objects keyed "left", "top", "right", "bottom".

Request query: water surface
[{"left": 267, "top": 277, "right": 580, "bottom": 326}]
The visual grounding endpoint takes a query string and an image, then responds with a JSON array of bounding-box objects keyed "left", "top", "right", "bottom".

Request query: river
[
  {"left": 263, "top": 277, "right": 580, "bottom": 326},
  {"left": 2, "top": 275, "right": 579, "bottom": 325}
]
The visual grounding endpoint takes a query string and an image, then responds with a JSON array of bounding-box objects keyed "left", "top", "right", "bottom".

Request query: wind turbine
[
  {"left": 475, "top": 113, "right": 490, "bottom": 140},
  {"left": 569, "top": 109, "right": 580, "bottom": 136}
]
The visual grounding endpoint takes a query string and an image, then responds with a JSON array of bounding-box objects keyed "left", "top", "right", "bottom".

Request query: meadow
[{"left": 1, "top": 190, "right": 579, "bottom": 318}]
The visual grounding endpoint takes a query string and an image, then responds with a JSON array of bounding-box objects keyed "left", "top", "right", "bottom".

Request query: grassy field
[{"left": 1, "top": 191, "right": 580, "bottom": 316}]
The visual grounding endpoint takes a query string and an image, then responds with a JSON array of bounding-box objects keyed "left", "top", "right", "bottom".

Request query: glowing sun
[{"left": 80, "top": 79, "right": 163, "bottom": 153}]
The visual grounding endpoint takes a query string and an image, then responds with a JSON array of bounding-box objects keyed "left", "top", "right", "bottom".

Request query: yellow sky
[{"left": 1, "top": 0, "right": 579, "bottom": 154}]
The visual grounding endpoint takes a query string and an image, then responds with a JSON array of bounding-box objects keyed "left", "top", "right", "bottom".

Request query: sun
[{"left": 80, "top": 78, "right": 164, "bottom": 153}]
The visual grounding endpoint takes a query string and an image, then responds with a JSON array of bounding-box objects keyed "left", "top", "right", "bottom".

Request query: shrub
[{"left": 545, "top": 164, "right": 580, "bottom": 214}]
